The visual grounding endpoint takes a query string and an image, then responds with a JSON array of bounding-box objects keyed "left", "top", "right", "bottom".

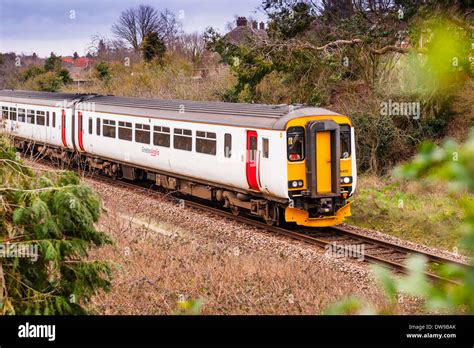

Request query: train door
[
  {"left": 60, "top": 109, "right": 68, "bottom": 148},
  {"left": 77, "top": 111, "right": 85, "bottom": 152},
  {"left": 45, "top": 111, "right": 50, "bottom": 144},
  {"left": 246, "top": 130, "right": 260, "bottom": 191},
  {"left": 315, "top": 131, "right": 332, "bottom": 193}
]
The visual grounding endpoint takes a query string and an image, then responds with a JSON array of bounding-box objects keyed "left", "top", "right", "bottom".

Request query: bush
[{"left": 0, "top": 134, "right": 113, "bottom": 314}]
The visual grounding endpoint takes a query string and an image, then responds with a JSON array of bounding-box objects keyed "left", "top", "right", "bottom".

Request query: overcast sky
[{"left": 0, "top": 0, "right": 266, "bottom": 57}]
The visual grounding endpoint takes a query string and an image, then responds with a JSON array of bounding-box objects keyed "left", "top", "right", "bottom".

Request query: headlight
[
  {"left": 340, "top": 176, "right": 352, "bottom": 184},
  {"left": 288, "top": 180, "right": 304, "bottom": 188}
]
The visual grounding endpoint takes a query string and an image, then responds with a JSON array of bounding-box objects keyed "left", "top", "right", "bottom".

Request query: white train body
[{"left": 0, "top": 90, "right": 357, "bottom": 227}]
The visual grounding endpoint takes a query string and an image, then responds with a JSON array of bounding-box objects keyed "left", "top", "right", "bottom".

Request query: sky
[{"left": 0, "top": 0, "right": 266, "bottom": 57}]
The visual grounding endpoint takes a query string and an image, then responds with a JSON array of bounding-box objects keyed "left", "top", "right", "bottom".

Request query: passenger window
[
  {"left": 262, "top": 138, "right": 269, "bottom": 158},
  {"left": 340, "top": 124, "right": 351, "bottom": 159},
  {"left": 287, "top": 126, "right": 305, "bottom": 161},
  {"left": 118, "top": 121, "right": 133, "bottom": 141},
  {"left": 249, "top": 136, "right": 257, "bottom": 162},
  {"left": 96, "top": 118, "right": 101, "bottom": 136},
  {"left": 174, "top": 128, "right": 192, "bottom": 151},
  {"left": 52, "top": 112, "right": 56, "bottom": 127},
  {"left": 9, "top": 107, "right": 17, "bottom": 121},
  {"left": 135, "top": 123, "right": 150, "bottom": 144},
  {"left": 1, "top": 106, "right": 8, "bottom": 119},
  {"left": 153, "top": 126, "right": 170, "bottom": 147},
  {"left": 36, "top": 111, "right": 45, "bottom": 125},
  {"left": 196, "top": 131, "right": 216, "bottom": 155},
  {"left": 27, "top": 110, "right": 35, "bottom": 124},
  {"left": 89, "top": 118, "right": 93, "bottom": 134},
  {"left": 103, "top": 119, "right": 116, "bottom": 138},
  {"left": 224, "top": 133, "right": 232, "bottom": 158},
  {"left": 18, "top": 109, "right": 25, "bottom": 122}
]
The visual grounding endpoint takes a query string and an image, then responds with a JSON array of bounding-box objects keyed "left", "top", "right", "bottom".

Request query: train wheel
[
  {"left": 230, "top": 205, "right": 240, "bottom": 216},
  {"left": 264, "top": 203, "right": 279, "bottom": 226}
]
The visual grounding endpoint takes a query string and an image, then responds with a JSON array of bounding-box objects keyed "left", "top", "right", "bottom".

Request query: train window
[
  {"left": 174, "top": 128, "right": 192, "bottom": 151},
  {"left": 118, "top": 121, "right": 133, "bottom": 141},
  {"left": 340, "top": 124, "right": 351, "bottom": 159},
  {"left": 196, "top": 131, "right": 216, "bottom": 155},
  {"left": 96, "top": 118, "right": 101, "bottom": 136},
  {"left": 153, "top": 126, "right": 170, "bottom": 147},
  {"left": 287, "top": 126, "right": 305, "bottom": 162},
  {"left": 52, "top": 112, "right": 56, "bottom": 127},
  {"left": 46, "top": 111, "right": 50, "bottom": 127},
  {"left": 249, "top": 136, "right": 257, "bottom": 161},
  {"left": 18, "top": 109, "right": 25, "bottom": 122},
  {"left": 263, "top": 138, "right": 269, "bottom": 158},
  {"left": 103, "top": 119, "right": 116, "bottom": 138},
  {"left": 1, "top": 106, "right": 8, "bottom": 119},
  {"left": 27, "top": 110, "right": 35, "bottom": 124},
  {"left": 88, "top": 118, "right": 93, "bottom": 134},
  {"left": 36, "top": 111, "right": 45, "bottom": 126},
  {"left": 224, "top": 133, "right": 232, "bottom": 158},
  {"left": 9, "top": 108, "right": 17, "bottom": 121},
  {"left": 135, "top": 123, "right": 150, "bottom": 144}
]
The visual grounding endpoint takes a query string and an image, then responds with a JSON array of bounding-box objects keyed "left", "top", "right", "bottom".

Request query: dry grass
[
  {"left": 89, "top": 210, "right": 388, "bottom": 315},
  {"left": 61, "top": 53, "right": 235, "bottom": 102},
  {"left": 81, "top": 179, "right": 416, "bottom": 315}
]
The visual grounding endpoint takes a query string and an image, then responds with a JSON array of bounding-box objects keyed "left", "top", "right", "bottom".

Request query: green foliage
[
  {"left": 328, "top": 129, "right": 474, "bottom": 314},
  {"left": 34, "top": 72, "right": 63, "bottom": 92},
  {"left": 21, "top": 66, "right": 46, "bottom": 82},
  {"left": 57, "top": 69, "right": 73, "bottom": 84},
  {"left": 18, "top": 53, "right": 73, "bottom": 92},
  {"left": 44, "top": 53, "right": 62, "bottom": 72},
  {"left": 141, "top": 32, "right": 166, "bottom": 64},
  {"left": 94, "top": 61, "right": 111, "bottom": 82},
  {"left": 175, "top": 298, "right": 203, "bottom": 315},
  {"left": 0, "top": 134, "right": 113, "bottom": 314},
  {"left": 206, "top": 2, "right": 472, "bottom": 173},
  {"left": 395, "top": 131, "right": 474, "bottom": 191}
]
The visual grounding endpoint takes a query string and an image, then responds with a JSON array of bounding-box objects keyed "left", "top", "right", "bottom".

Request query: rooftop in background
[
  {"left": 61, "top": 57, "right": 92, "bottom": 68},
  {"left": 224, "top": 16, "right": 268, "bottom": 45}
]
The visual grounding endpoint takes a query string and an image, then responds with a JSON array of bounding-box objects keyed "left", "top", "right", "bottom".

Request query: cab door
[
  {"left": 246, "top": 130, "right": 260, "bottom": 191},
  {"left": 315, "top": 131, "right": 332, "bottom": 193}
]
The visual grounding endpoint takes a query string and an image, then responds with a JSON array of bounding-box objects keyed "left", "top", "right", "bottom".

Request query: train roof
[{"left": 0, "top": 90, "right": 345, "bottom": 130}]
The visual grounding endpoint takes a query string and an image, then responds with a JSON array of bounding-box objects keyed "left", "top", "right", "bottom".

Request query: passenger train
[{"left": 0, "top": 90, "right": 356, "bottom": 227}]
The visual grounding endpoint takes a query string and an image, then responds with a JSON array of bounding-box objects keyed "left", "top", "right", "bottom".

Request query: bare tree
[
  {"left": 175, "top": 32, "right": 206, "bottom": 66},
  {"left": 112, "top": 5, "right": 182, "bottom": 53}
]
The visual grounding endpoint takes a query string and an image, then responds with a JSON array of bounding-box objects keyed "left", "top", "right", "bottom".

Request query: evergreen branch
[{"left": 0, "top": 184, "right": 79, "bottom": 193}]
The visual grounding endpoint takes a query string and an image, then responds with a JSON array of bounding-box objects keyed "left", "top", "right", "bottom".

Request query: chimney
[
  {"left": 236, "top": 16, "right": 248, "bottom": 27},
  {"left": 252, "top": 21, "right": 258, "bottom": 29},
  {"left": 259, "top": 21, "right": 265, "bottom": 30}
]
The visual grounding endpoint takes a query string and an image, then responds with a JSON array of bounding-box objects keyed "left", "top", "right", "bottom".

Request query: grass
[
  {"left": 82, "top": 178, "right": 407, "bottom": 315},
  {"left": 348, "top": 174, "right": 469, "bottom": 253},
  {"left": 60, "top": 53, "right": 235, "bottom": 102}
]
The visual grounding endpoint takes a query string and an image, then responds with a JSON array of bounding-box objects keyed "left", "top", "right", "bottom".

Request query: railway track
[{"left": 33, "top": 157, "right": 472, "bottom": 285}]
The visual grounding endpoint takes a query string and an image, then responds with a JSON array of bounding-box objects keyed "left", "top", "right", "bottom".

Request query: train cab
[{"left": 284, "top": 114, "right": 356, "bottom": 227}]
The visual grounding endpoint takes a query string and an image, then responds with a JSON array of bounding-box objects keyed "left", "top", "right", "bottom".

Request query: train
[{"left": 0, "top": 90, "right": 356, "bottom": 227}]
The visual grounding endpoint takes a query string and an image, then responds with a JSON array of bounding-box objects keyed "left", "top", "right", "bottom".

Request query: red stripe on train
[
  {"left": 61, "top": 109, "right": 67, "bottom": 147},
  {"left": 78, "top": 111, "right": 85, "bottom": 152}
]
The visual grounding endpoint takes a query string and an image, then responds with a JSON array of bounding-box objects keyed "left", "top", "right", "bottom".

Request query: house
[{"left": 224, "top": 17, "right": 268, "bottom": 45}]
